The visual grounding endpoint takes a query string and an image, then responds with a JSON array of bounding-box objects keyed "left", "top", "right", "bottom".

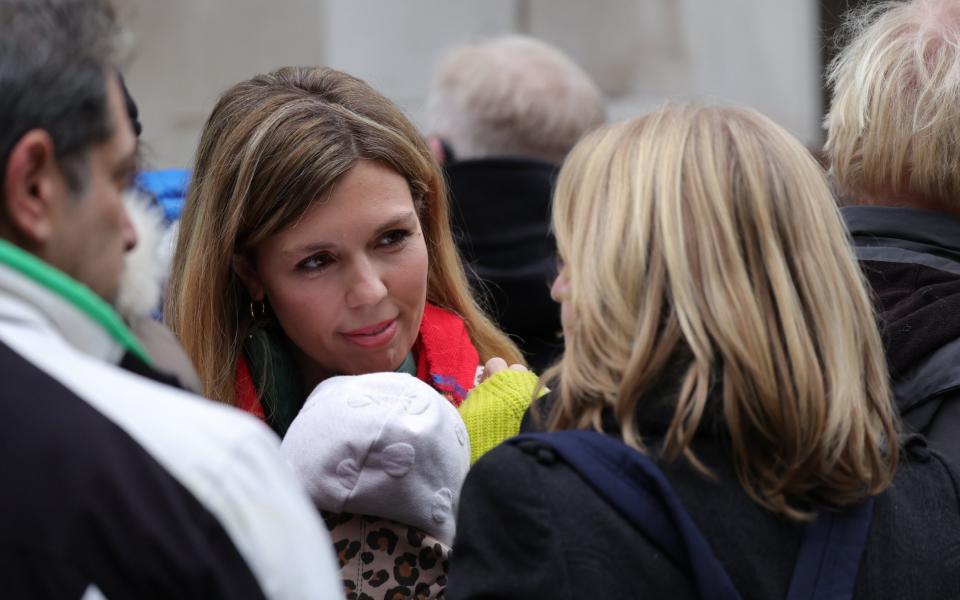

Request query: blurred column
[
  {"left": 124, "top": 0, "right": 325, "bottom": 168},
  {"left": 321, "top": 0, "right": 516, "bottom": 123},
  {"left": 123, "top": 0, "right": 823, "bottom": 166},
  {"left": 526, "top": 0, "right": 821, "bottom": 146}
]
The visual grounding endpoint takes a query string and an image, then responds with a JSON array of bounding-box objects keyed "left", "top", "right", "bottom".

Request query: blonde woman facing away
[{"left": 447, "top": 105, "right": 960, "bottom": 599}]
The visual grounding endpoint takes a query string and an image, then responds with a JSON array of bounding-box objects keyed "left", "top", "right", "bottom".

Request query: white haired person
[
  {"left": 447, "top": 105, "right": 960, "bottom": 599},
  {"left": 425, "top": 36, "right": 605, "bottom": 372},
  {"left": 826, "top": 0, "right": 960, "bottom": 463}
]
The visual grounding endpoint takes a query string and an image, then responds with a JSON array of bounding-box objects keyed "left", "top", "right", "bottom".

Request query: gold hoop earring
[{"left": 249, "top": 300, "right": 266, "bottom": 320}]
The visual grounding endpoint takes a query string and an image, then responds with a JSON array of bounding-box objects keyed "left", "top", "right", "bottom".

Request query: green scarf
[
  {"left": 244, "top": 321, "right": 416, "bottom": 437},
  {"left": 0, "top": 238, "right": 151, "bottom": 365}
]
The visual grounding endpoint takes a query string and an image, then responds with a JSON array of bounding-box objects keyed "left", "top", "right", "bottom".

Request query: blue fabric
[
  {"left": 136, "top": 169, "right": 191, "bottom": 222},
  {"left": 511, "top": 430, "right": 874, "bottom": 600},
  {"left": 512, "top": 431, "right": 741, "bottom": 600},
  {"left": 786, "top": 499, "right": 874, "bottom": 600}
]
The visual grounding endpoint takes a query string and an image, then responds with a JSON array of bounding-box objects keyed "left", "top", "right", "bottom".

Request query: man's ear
[
  {"left": 2, "top": 130, "right": 65, "bottom": 245},
  {"left": 232, "top": 253, "right": 265, "bottom": 302}
]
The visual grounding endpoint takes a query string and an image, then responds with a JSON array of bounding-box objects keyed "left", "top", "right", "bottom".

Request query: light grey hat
[{"left": 280, "top": 372, "right": 470, "bottom": 545}]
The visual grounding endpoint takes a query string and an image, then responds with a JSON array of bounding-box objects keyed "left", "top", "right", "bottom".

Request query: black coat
[
  {"left": 449, "top": 400, "right": 960, "bottom": 599},
  {"left": 844, "top": 206, "right": 960, "bottom": 465},
  {"left": 445, "top": 157, "right": 562, "bottom": 371}
]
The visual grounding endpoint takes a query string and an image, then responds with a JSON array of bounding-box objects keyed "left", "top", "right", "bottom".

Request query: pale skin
[
  {"left": 234, "top": 159, "right": 533, "bottom": 391},
  {"left": 478, "top": 356, "right": 529, "bottom": 383},
  {"left": 234, "top": 160, "right": 430, "bottom": 393}
]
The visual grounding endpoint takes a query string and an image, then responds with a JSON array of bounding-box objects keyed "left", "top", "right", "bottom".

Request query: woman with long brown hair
[
  {"left": 448, "top": 105, "right": 960, "bottom": 599},
  {"left": 168, "top": 66, "right": 537, "bottom": 597},
  {"left": 167, "top": 66, "right": 529, "bottom": 437}
]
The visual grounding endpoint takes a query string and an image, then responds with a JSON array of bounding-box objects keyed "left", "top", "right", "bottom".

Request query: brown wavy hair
[{"left": 167, "top": 66, "right": 523, "bottom": 406}]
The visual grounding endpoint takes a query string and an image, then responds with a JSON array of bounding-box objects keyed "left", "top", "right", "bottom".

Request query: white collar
[{"left": 0, "top": 262, "right": 123, "bottom": 364}]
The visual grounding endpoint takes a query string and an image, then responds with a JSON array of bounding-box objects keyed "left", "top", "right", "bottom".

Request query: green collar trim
[
  {"left": 396, "top": 351, "right": 417, "bottom": 376},
  {"left": 245, "top": 319, "right": 419, "bottom": 437},
  {"left": 0, "top": 238, "right": 151, "bottom": 365}
]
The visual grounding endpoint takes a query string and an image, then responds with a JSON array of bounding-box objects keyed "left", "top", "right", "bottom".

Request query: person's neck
[
  {"left": 0, "top": 236, "right": 151, "bottom": 365},
  {"left": 292, "top": 347, "right": 414, "bottom": 397},
  {"left": 293, "top": 351, "right": 333, "bottom": 397},
  {"left": 847, "top": 189, "right": 960, "bottom": 216},
  {"left": 0, "top": 228, "right": 44, "bottom": 261}
]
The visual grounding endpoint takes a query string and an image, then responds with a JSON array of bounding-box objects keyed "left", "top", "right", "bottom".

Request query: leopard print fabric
[{"left": 323, "top": 511, "right": 450, "bottom": 600}]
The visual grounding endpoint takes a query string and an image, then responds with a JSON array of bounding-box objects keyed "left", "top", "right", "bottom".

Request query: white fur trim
[{"left": 116, "top": 190, "right": 169, "bottom": 318}]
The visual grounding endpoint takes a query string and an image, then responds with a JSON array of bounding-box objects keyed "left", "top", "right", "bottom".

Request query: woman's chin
[{"left": 338, "top": 352, "right": 408, "bottom": 376}]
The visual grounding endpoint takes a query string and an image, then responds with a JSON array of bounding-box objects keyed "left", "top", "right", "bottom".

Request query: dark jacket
[
  {"left": 449, "top": 395, "right": 960, "bottom": 599},
  {"left": 0, "top": 247, "right": 342, "bottom": 598},
  {"left": 446, "top": 157, "right": 562, "bottom": 371},
  {"left": 844, "top": 206, "right": 960, "bottom": 464}
]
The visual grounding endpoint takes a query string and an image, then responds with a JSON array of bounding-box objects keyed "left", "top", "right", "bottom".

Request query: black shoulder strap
[{"left": 512, "top": 431, "right": 874, "bottom": 600}]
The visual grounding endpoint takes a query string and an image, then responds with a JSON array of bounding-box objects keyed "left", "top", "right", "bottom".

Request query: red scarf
[
  {"left": 413, "top": 303, "right": 479, "bottom": 406},
  {"left": 235, "top": 303, "right": 479, "bottom": 420}
]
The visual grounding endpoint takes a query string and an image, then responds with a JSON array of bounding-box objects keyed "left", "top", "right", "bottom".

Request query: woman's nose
[{"left": 345, "top": 257, "right": 388, "bottom": 308}]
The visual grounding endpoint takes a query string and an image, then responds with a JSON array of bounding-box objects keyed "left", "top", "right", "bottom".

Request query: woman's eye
[
  {"left": 377, "top": 229, "right": 411, "bottom": 248},
  {"left": 298, "top": 253, "right": 333, "bottom": 271}
]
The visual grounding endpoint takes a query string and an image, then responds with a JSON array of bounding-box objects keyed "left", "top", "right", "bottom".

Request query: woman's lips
[{"left": 341, "top": 318, "right": 398, "bottom": 348}]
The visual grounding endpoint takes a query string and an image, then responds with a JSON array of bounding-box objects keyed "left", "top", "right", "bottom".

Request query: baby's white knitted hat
[{"left": 281, "top": 372, "right": 470, "bottom": 545}]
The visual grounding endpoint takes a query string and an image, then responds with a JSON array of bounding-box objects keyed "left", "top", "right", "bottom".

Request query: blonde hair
[
  {"left": 546, "top": 104, "right": 898, "bottom": 520},
  {"left": 825, "top": 0, "right": 960, "bottom": 205},
  {"left": 426, "top": 35, "right": 606, "bottom": 163},
  {"left": 167, "top": 66, "right": 523, "bottom": 406}
]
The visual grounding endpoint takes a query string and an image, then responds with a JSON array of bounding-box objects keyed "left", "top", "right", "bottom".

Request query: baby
[{"left": 281, "top": 372, "right": 470, "bottom": 599}]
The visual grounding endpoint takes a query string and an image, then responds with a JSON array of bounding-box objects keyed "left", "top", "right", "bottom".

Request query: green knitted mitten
[{"left": 459, "top": 369, "right": 544, "bottom": 464}]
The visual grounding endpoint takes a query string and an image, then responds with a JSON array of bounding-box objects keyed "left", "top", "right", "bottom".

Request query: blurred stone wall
[{"left": 125, "top": 0, "right": 820, "bottom": 169}]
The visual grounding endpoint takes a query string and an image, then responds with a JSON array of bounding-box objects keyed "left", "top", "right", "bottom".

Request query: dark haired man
[{"left": 0, "top": 1, "right": 341, "bottom": 597}]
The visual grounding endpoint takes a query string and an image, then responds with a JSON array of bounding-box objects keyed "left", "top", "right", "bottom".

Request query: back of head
[
  {"left": 280, "top": 372, "right": 470, "bottom": 546},
  {"left": 0, "top": 0, "right": 120, "bottom": 196},
  {"left": 548, "top": 104, "right": 898, "bottom": 519},
  {"left": 426, "top": 35, "right": 606, "bottom": 164},
  {"left": 825, "top": 0, "right": 960, "bottom": 206}
]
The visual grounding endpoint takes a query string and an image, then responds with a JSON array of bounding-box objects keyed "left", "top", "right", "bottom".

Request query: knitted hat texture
[{"left": 281, "top": 372, "right": 470, "bottom": 545}]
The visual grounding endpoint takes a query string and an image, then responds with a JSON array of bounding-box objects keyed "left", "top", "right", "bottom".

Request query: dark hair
[{"left": 0, "top": 0, "right": 121, "bottom": 195}]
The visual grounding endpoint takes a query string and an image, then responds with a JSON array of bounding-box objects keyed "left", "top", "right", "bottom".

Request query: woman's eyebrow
[
  {"left": 281, "top": 212, "right": 418, "bottom": 257},
  {"left": 374, "top": 211, "right": 418, "bottom": 233},
  {"left": 283, "top": 241, "right": 336, "bottom": 257}
]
